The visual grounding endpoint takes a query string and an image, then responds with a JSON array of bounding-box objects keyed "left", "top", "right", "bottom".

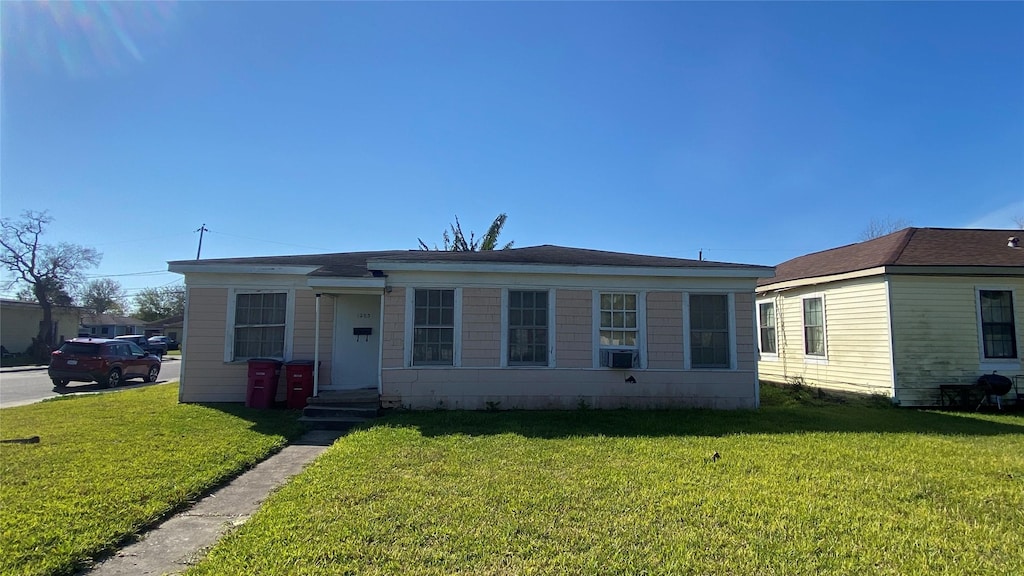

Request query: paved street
[{"left": 0, "top": 358, "right": 182, "bottom": 409}]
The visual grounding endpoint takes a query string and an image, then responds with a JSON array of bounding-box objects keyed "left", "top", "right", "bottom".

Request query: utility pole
[{"left": 195, "top": 224, "right": 208, "bottom": 260}]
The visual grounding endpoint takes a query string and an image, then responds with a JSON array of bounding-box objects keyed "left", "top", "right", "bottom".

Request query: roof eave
[{"left": 367, "top": 260, "right": 774, "bottom": 278}]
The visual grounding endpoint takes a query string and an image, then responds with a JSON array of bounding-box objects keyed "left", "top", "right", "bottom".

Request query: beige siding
[
  {"left": 292, "top": 290, "right": 334, "bottom": 387},
  {"left": 555, "top": 289, "right": 592, "bottom": 368},
  {"left": 889, "top": 275, "right": 1024, "bottom": 406},
  {"left": 382, "top": 367, "right": 757, "bottom": 410},
  {"left": 381, "top": 288, "right": 406, "bottom": 369},
  {"left": 647, "top": 292, "right": 683, "bottom": 369},
  {"left": 734, "top": 292, "right": 757, "bottom": 373},
  {"left": 757, "top": 276, "right": 894, "bottom": 397},
  {"left": 461, "top": 288, "right": 501, "bottom": 367},
  {"left": 180, "top": 287, "right": 249, "bottom": 402}
]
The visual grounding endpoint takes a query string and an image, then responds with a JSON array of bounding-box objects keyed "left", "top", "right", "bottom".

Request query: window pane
[{"left": 601, "top": 293, "right": 612, "bottom": 309}]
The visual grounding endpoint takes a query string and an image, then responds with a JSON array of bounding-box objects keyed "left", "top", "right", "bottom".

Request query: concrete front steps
[{"left": 299, "top": 388, "right": 380, "bottom": 430}]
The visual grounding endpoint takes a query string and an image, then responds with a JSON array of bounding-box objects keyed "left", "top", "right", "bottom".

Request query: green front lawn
[
  {"left": 190, "top": 387, "right": 1024, "bottom": 575},
  {"left": 0, "top": 383, "right": 306, "bottom": 576}
]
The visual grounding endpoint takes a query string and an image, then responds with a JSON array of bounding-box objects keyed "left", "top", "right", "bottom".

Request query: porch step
[{"left": 300, "top": 388, "right": 380, "bottom": 430}]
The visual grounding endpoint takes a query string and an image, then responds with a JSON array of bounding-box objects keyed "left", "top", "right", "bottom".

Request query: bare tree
[
  {"left": 418, "top": 213, "right": 514, "bottom": 251},
  {"left": 0, "top": 211, "right": 101, "bottom": 359},
  {"left": 859, "top": 217, "right": 911, "bottom": 241},
  {"left": 1013, "top": 215, "right": 1024, "bottom": 230},
  {"left": 78, "top": 278, "right": 127, "bottom": 315}
]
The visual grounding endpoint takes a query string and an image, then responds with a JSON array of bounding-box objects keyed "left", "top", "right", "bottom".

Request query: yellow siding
[
  {"left": 757, "top": 276, "right": 893, "bottom": 397},
  {"left": 461, "top": 288, "right": 501, "bottom": 367},
  {"left": 0, "top": 303, "right": 80, "bottom": 353},
  {"left": 292, "top": 290, "right": 334, "bottom": 386},
  {"left": 889, "top": 275, "right": 1024, "bottom": 406}
]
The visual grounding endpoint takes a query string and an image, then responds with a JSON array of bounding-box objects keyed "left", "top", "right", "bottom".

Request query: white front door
[{"left": 329, "top": 294, "right": 381, "bottom": 390}]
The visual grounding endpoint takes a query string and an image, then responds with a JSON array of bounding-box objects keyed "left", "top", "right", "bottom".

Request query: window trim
[
  {"left": 404, "top": 287, "right": 462, "bottom": 367},
  {"left": 975, "top": 286, "right": 1020, "bottom": 370},
  {"left": 224, "top": 288, "right": 295, "bottom": 362},
  {"left": 801, "top": 293, "right": 828, "bottom": 364},
  {"left": 593, "top": 290, "right": 646, "bottom": 369},
  {"left": 500, "top": 288, "right": 555, "bottom": 368},
  {"left": 683, "top": 292, "right": 737, "bottom": 371},
  {"left": 756, "top": 298, "right": 778, "bottom": 359}
]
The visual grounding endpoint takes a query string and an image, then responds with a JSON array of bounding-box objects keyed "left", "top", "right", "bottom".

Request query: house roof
[
  {"left": 760, "top": 228, "right": 1024, "bottom": 287},
  {"left": 146, "top": 315, "right": 184, "bottom": 327},
  {"left": 81, "top": 313, "right": 147, "bottom": 327},
  {"left": 169, "top": 245, "right": 773, "bottom": 278}
]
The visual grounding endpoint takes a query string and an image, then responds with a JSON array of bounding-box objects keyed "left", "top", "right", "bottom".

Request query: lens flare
[{"left": 2, "top": 0, "right": 178, "bottom": 77}]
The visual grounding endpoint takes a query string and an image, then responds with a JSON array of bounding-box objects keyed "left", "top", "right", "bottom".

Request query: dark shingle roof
[
  {"left": 761, "top": 228, "right": 1024, "bottom": 286},
  {"left": 170, "top": 245, "right": 771, "bottom": 278}
]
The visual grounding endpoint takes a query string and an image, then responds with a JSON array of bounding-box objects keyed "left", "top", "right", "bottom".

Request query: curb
[{"left": 0, "top": 366, "right": 48, "bottom": 374}]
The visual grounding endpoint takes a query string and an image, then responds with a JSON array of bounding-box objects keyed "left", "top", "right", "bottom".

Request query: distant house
[
  {"left": 169, "top": 245, "right": 774, "bottom": 409},
  {"left": 145, "top": 315, "right": 183, "bottom": 342},
  {"left": 0, "top": 299, "right": 82, "bottom": 354},
  {"left": 756, "top": 228, "right": 1023, "bottom": 406},
  {"left": 79, "top": 314, "right": 148, "bottom": 338}
]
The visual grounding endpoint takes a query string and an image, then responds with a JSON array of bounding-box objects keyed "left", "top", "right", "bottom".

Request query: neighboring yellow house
[
  {"left": 0, "top": 299, "right": 82, "bottom": 354},
  {"left": 757, "top": 228, "right": 1023, "bottom": 407}
]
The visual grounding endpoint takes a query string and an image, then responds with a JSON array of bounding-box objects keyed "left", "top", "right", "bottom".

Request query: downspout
[{"left": 313, "top": 293, "right": 321, "bottom": 398}]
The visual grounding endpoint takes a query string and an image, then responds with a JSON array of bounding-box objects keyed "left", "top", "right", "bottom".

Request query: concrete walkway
[{"left": 83, "top": 429, "right": 347, "bottom": 576}]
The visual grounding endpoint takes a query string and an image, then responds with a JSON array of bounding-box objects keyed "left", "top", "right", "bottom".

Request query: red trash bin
[
  {"left": 285, "top": 360, "right": 315, "bottom": 409},
  {"left": 246, "top": 359, "right": 282, "bottom": 408}
]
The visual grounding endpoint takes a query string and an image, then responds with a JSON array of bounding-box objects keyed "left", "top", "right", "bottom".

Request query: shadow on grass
[
  {"left": 376, "top": 405, "right": 1024, "bottom": 439},
  {"left": 197, "top": 402, "right": 309, "bottom": 439}
]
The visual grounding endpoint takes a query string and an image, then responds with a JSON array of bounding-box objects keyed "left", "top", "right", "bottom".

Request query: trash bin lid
[{"left": 284, "top": 360, "right": 315, "bottom": 365}]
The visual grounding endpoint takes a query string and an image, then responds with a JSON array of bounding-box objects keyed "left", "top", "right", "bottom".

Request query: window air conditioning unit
[{"left": 610, "top": 351, "right": 634, "bottom": 369}]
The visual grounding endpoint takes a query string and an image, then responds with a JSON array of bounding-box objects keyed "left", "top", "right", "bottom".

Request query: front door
[{"left": 329, "top": 294, "right": 381, "bottom": 390}]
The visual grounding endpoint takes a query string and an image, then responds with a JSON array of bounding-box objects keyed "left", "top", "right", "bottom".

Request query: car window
[
  {"left": 59, "top": 342, "right": 101, "bottom": 355},
  {"left": 127, "top": 342, "right": 145, "bottom": 355}
]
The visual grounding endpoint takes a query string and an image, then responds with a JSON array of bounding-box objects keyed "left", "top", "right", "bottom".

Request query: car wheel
[
  {"left": 147, "top": 365, "right": 160, "bottom": 383},
  {"left": 52, "top": 378, "right": 69, "bottom": 388},
  {"left": 105, "top": 369, "right": 122, "bottom": 389}
]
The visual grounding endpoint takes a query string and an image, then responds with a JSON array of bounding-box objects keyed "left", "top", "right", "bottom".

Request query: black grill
[{"left": 976, "top": 373, "right": 1013, "bottom": 396}]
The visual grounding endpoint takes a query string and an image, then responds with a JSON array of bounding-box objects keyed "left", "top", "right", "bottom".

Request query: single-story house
[
  {"left": 79, "top": 314, "right": 148, "bottom": 337},
  {"left": 0, "top": 299, "right": 82, "bottom": 354},
  {"left": 756, "top": 228, "right": 1023, "bottom": 406},
  {"left": 145, "top": 315, "right": 183, "bottom": 343},
  {"left": 168, "top": 245, "right": 774, "bottom": 409}
]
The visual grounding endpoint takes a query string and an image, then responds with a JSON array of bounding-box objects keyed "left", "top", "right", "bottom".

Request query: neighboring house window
[
  {"left": 101, "top": 326, "right": 109, "bottom": 335},
  {"left": 599, "top": 292, "right": 639, "bottom": 367},
  {"left": 979, "top": 290, "right": 1018, "bottom": 359},
  {"left": 413, "top": 289, "right": 455, "bottom": 365},
  {"left": 759, "top": 301, "right": 777, "bottom": 355},
  {"left": 508, "top": 290, "right": 548, "bottom": 366},
  {"left": 803, "top": 297, "right": 826, "bottom": 357},
  {"left": 690, "top": 294, "right": 730, "bottom": 368},
  {"left": 233, "top": 292, "right": 287, "bottom": 359}
]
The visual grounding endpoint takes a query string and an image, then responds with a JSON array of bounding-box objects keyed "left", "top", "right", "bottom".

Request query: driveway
[{"left": 0, "top": 357, "right": 182, "bottom": 409}]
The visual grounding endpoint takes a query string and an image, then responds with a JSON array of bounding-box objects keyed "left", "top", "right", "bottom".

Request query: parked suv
[
  {"left": 115, "top": 334, "right": 167, "bottom": 357},
  {"left": 48, "top": 338, "right": 161, "bottom": 388}
]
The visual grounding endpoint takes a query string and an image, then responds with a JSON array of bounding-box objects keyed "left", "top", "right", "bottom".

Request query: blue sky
[{"left": 2, "top": 1, "right": 1022, "bottom": 299}]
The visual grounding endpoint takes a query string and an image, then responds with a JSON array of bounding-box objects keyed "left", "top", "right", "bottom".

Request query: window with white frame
[
  {"left": 803, "top": 297, "right": 825, "bottom": 357},
  {"left": 758, "top": 301, "right": 777, "bottom": 355},
  {"left": 599, "top": 292, "right": 638, "bottom": 367},
  {"left": 690, "top": 294, "right": 731, "bottom": 368},
  {"left": 413, "top": 289, "right": 455, "bottom": 365},
  {"left": 233, "top": 292, "right": 287, "bottom": 360},
  {"left": 508, "top": 290, "right": 548, "bottom": 366},
  {"left": 978, "top": 290, "right": 1018, "bottom": 359}
]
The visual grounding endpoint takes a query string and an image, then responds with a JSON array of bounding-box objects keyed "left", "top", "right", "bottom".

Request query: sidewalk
[{"left": 82, "top": 429, "right": 347, "bottom": 576}]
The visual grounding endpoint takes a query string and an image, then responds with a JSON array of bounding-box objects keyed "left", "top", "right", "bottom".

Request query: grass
[
  {"left": 0, "top": 383, "right": 306, "bottom": 576},
  {"left": 189, "top": 385, "right": 1024, "bottom": 576}
]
